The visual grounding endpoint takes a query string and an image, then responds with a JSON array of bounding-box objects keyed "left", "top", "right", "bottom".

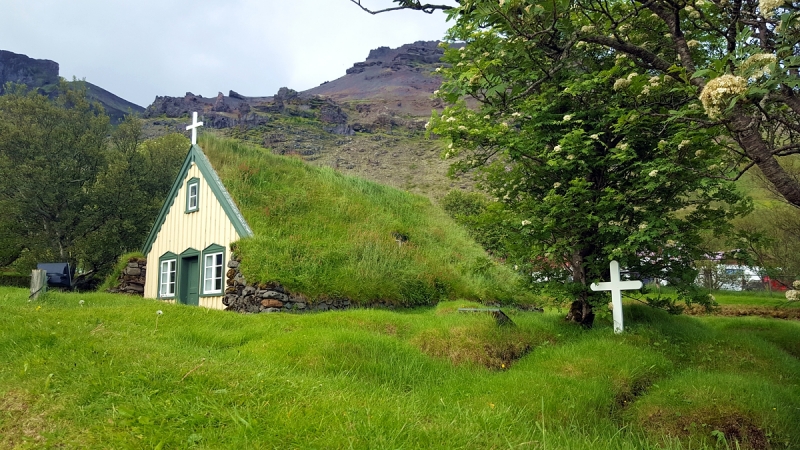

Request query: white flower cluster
[
  {"left": 699, "top": 74, "right": 748, "bottom": 119},
  {"left": 794, "top": 280, "right": 800, "bottom": 289},
  {"left": 649, "top": 169, "right": 659, "bottom": 177},
  {"left": 740, "top": 53, "right": 777, "bottom": 79},
  {"left": 759, "top": 0, "right": 785, "bottom": 16},
  {"left": 684, "top": 5, "right": 701, "bottom": 18},
  {"left": 613, "top": 72, "right": 639, "bottom": 91},
  {"left": 649, "top": 76, "right": 661, "bottom": 87},
  {"left": 614, "top": 78, "right": 631, "bottom": 91},
  {"left": 786, "top": 289, "right": 799, "bottom": 301},
  {"left": 521, "top": 220, "right": 531, "bottom": 226}
]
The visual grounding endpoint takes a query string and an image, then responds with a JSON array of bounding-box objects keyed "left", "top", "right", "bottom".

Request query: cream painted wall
[{"left": 144, "top": 163, "right": 240, "bottom": 310}]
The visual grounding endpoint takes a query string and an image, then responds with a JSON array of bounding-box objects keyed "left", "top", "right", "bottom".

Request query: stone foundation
[
  {"left": 222, "top": 257, "right": 365, "bottom": 313},
  {"left": 107, "top": 258, "right": 146, "bottom": 295}
]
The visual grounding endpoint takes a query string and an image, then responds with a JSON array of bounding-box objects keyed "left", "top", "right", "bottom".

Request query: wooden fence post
[{"left": 30, "top": 269, "right": 47, "bottom": 300}]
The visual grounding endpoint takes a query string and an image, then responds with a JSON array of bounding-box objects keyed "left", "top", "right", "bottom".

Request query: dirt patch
[
  {"left": 482, "top": 340, "right": 531, "bottom": 370},
  {"left": 639, "top": 408, "right": 770, "bottom": 450},
  {"left": 611, "top": 377, "right": 652, "bottom": 414},
  {"left": 685, "top": 304, "right": 800, "bottom": 320},
  {"left": 0, "top": 390, "right": 48, "bottom": 447},
  {"left": 712, "top": 414, "right": 769, "bottom": 450}
]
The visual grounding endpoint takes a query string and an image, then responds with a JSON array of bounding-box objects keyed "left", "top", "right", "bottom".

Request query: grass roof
[{"left": 200, "top": 135, "right": 529, "bottom": 306}]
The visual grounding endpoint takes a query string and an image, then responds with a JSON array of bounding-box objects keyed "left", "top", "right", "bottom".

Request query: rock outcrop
[
  {"left": 0, "top": 50, "right": 59, "bottom": 95},
  {"left": 0, "top": 49, "right": 144, "bottom": 123}
]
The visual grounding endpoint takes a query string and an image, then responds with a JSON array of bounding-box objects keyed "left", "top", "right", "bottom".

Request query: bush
[{"left": 0, "top": 274, "right": 30, "bottom": 288}]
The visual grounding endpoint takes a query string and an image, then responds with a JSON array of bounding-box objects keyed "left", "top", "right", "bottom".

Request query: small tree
[{"left": 0, "top": 82, "right": 109, "bottom": 273}]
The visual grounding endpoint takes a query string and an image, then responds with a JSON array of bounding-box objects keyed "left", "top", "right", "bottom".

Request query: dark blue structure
[{"left": 36, "top": 263, "right": 73, "bottom": 289}]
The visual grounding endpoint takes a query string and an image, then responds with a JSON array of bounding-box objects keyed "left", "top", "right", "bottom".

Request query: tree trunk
[
  {"left": 566, "top": 298, "right": 595, "bottom": 327},
  {"left": 730, "top": 107, "right": 800, "bottom": 208},
  {"left": 565, "top": 249, "right": 595, "bottom": 327}
]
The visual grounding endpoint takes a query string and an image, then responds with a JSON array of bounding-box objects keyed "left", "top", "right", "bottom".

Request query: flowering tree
[
  {"left": 352, "top": 0, "right": 800, "bottom": 210},
  {"left": 431, "top": 31, "right": 748, "bottom": 323}
]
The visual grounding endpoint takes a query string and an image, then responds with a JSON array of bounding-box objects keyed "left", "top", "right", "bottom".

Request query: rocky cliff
[
  {"left": 139, "top": 41, "right": 469, "bottom": 200},
  {"left": 142, "top": 41, "right": 448, "bottom": 132},
  {"left": 0, "top": 49, "right": 144, "bottom": 123},
  {"left": 0, "top": 50, "right": 59, "bottom": 94}
]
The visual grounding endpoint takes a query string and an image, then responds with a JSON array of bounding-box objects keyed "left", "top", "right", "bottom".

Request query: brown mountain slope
[
  {"left": 141, "top": 41, "right": 468, "bottom": 200},
  {"left": 303, "top": 41, "right": 446, "bottom": 117}
]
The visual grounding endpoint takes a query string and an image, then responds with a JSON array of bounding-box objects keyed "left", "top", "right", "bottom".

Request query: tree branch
[{"left": 349, "top": 0, "right": 457, "bottom": 14}]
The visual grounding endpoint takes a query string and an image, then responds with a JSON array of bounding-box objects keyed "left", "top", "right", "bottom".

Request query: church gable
[{"left": 142, "top": 144, "right": 253, "bottom": 256}]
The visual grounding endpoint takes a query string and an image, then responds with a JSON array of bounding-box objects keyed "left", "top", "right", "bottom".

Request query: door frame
[{"left": 178, "top": 248, "right": 200, "bottom": 306}]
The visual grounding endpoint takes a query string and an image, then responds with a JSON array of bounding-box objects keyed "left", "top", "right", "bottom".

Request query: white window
[
  {"left": 187, "top": 181, "right": 199, "bottom": 212},
  {"left": 160, "top": 259, "right": 176, "bottom": 297},
  {"left": 203, "top": 252, "right": 223, "bottom": 294}
]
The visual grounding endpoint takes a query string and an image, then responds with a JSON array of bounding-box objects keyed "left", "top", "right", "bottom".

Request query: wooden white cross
[
  {"left": 186, "top": 111, "right": 204, "bottom": 145},
  {"left": 590, "top": 260, "right": 642, "bottom": 334}
]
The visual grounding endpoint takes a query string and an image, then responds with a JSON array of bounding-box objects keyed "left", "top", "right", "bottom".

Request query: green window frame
[
  {"left": 201, "top": 244, "right": 226, "bottom": 296},
  {"left": 186, "top": 177, "right": 200, "bottom": 213},
  {"left": 158, "top": 252, "right": 178, "bottom": 299}
]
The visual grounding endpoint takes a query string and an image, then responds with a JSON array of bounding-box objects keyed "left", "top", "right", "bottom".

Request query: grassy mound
[
  {"left": 200, "top": 135, "right": 528, "bottom": 306},
  {"left": 1, "top": 288, "right": 798, "bottom": 448}
]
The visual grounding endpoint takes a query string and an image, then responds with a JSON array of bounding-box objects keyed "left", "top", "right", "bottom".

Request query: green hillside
[
  {"left": 1, "top": 289, "right": 798, "bottom": 448},
  {"left": 199, "top": 134, "right": 527, "bottom": 306}
]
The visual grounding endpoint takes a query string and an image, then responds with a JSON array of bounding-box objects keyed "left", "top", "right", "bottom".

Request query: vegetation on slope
[
  {"left": 200, "top": 134, "right": 526, "bottom": 306},
  {"left": 1, "top": 288, "right": 798, "bottom": 449}
]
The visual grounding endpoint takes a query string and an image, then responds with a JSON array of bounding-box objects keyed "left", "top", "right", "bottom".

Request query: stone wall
[
  {"left": 222, "top": 257, "right": 358, "bottom": 313},
  {"left": 107, "top": 258, "right": 146, "bottom": 295}
]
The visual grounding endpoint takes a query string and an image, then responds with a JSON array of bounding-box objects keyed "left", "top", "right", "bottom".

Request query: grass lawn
[
  {"left": 709, "top": 289, "right": 799, "bottom": 307},
  {"left": 1, "top": 287, "right": 798, "bottom": 449}
]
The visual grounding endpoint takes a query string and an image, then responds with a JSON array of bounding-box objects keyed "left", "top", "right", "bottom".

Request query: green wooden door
[{"left": 179, "top": 256, "right": 200, "bottom": 306}]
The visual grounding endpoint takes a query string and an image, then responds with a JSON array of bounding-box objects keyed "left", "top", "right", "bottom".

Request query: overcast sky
[{"left": 0, "top": 1, "right": 456, "bottom": 107}]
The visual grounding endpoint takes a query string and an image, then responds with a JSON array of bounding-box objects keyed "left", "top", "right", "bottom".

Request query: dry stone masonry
[
  {"left": 107, "top": 258, "right": 146, "bottom": 295},
  {"left": 223, "top": 256, "right": 357, "bottom": 313}
]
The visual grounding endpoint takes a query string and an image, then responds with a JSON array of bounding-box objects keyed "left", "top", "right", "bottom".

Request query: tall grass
[
  {"left": 200, "top": 135, "right": 529, "bottom": 306},
  {"left": 1, "top": 288, "right": 798, "bottom": 449}
]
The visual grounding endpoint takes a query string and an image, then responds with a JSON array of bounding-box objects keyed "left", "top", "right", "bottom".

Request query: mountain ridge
[
  {"left": 138, "top": 40, "right": 461, "bottom": 200},
  {"left": 0, "top": 49, "right": 144, "bottom": 124}
]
